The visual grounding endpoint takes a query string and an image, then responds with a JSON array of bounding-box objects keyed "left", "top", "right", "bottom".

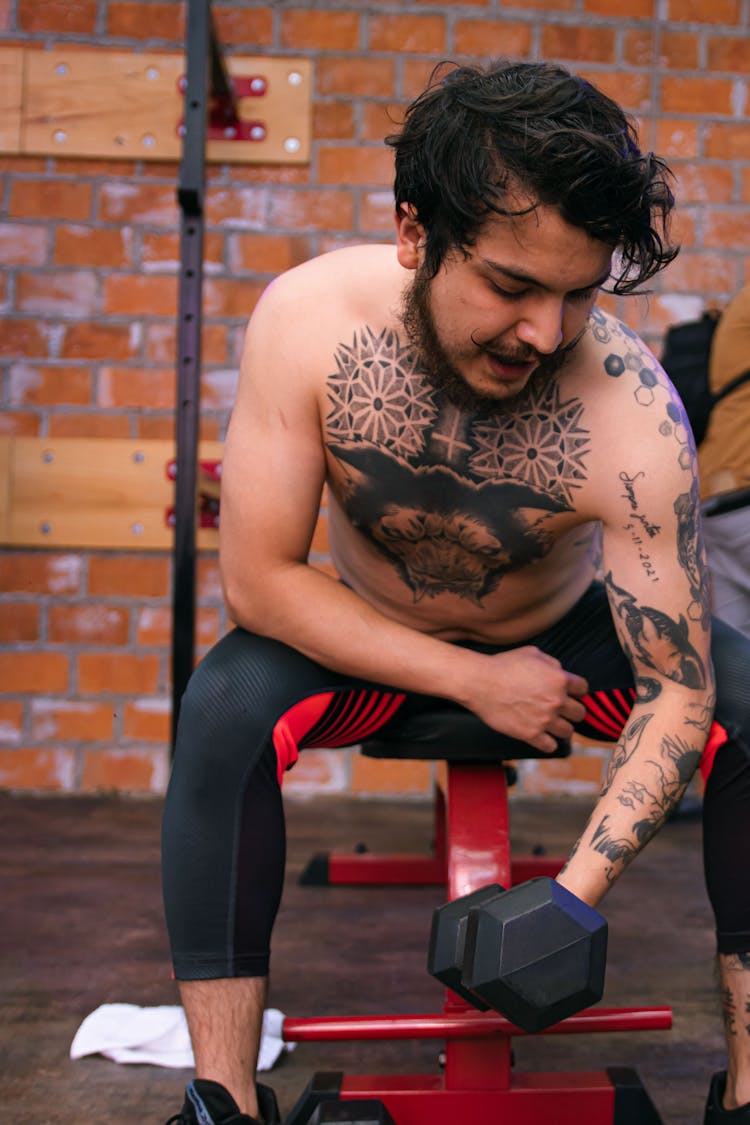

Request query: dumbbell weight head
[
  {"left": 307, "top": 1099, "right": 395, "bottom": 1124},
  {"left": 461, "top": 876, "right": 608, "bottom": 1033},
  {"left": 427, "top": 883, "right": 505, "bottom": 1008}
]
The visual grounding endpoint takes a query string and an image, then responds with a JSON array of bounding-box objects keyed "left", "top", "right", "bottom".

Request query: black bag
[{"left": 660, "top": 310, "right": 750, "bottom": 446}]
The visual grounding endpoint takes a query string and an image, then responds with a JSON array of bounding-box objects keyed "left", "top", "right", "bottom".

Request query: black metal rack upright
[{"left": 171, "top": 0, "right": 238, "bottom": 750}]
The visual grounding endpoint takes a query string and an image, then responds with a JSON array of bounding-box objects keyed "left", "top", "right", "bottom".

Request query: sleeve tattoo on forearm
[{"left": 604, "top": 571, "right": 707, "bottom": 689}]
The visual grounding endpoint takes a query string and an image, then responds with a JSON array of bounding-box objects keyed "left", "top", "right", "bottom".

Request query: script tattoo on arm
[
  {"left": 591, "top": 733, "right": 702, "bottom": 883},
  {"left": 604, "top": 571, "right": 707, "bottom": 690}
]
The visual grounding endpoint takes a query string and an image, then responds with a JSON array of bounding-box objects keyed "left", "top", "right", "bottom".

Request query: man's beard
[{"left": 401, "top": 270, "right": 577, "bottom": 415}]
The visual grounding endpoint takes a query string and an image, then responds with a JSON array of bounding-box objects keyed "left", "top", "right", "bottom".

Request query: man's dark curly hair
[{"left": 386, "top": 60, "right": 678, "bottom": 294}]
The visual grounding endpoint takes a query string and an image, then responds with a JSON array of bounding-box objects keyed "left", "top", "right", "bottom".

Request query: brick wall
[{"left": 1, "top": 0, "right": 748, "bottom": 798}]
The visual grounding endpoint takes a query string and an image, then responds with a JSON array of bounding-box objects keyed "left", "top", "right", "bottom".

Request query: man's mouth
[{"left": 485, "top": 352, "right": 537, "bottom": 381}]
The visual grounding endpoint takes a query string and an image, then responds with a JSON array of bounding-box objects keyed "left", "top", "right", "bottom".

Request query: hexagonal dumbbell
[{"left": 428, "top": 876, "right": 608, "bottom": 1033}]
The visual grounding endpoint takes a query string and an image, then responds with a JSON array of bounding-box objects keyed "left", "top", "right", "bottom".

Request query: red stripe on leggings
[{"left": 272, "top": 690, "right": 406, "bottom": 784}]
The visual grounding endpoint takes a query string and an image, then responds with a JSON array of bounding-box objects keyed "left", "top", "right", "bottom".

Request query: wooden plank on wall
[
  {"left": 0, "top": 437, "right": 223, "bottom": 551},
  {"left": 0, "top": 47, "right": 24, "bottom": 153},
  {"left": 16, "top": 48, "right": 311, "bottom": 164}
]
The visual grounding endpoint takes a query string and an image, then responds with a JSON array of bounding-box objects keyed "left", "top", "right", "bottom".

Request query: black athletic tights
[{"left": 162, "top": 583, "right": 750, "bottom": 980}]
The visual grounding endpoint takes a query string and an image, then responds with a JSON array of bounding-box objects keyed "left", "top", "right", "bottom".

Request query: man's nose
[{"left": 514, "top": 297, "right": 564, "bottom": 355}]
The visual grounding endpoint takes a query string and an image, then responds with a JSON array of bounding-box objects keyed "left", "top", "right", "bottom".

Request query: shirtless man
[{"left": 162, "top": 61, "right": 750, "bottom": 1125}]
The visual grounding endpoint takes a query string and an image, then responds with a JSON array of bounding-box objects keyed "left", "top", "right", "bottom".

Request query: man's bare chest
[{"left": 322, "top": 326, "right": 593, "bottom": 604}]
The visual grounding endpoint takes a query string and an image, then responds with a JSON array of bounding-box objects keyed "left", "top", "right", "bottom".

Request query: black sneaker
[
  {"left": 705, "top": 1072, "right": 750, "bottom": 1123},
  {"left": 166, "top": 1079, "right": 281, "bottom": 1125}
]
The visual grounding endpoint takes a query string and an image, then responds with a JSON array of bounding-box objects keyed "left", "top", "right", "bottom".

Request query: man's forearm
[{"left": 557, "top": 694, "right": 713, "bottom": 907}]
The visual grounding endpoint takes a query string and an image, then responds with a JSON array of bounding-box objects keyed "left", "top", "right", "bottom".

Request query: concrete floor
[{"left": 1, "top": 788, "right": 723, "bottom": 1124}]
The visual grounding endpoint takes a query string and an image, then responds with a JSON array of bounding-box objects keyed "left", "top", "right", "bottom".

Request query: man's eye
[{"left": 490, "top": 283, "right": 527, "bottom": 300}]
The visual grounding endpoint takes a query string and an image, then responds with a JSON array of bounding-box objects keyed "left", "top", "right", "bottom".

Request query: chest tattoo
[{"left": 326, "top": 326, "right": 591, "bottom": 604}]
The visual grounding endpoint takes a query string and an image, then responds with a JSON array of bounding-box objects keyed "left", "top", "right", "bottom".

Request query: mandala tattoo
[
  {"left": 604, "top": 571, "right": 706, "bottom": 689},
  {"left": 325, "top": 325, "right": 592, "bottom": 603}
]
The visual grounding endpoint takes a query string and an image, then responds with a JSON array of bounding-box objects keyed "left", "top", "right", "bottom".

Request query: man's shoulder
[
  {"left": 258, "top": 243, "right": 402, "bottom": 316},
  {"left": 571, "top": 305, "right": 674, "bottom": 408}
]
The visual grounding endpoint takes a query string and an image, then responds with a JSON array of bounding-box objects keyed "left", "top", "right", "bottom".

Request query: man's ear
[{"left": 395, "top": 203, "right": 424, "bottom": 270}]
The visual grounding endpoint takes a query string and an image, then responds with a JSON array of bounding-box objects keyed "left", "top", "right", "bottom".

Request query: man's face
[{"left": 398, "top": 201, "right": 614, "bottom": 413}]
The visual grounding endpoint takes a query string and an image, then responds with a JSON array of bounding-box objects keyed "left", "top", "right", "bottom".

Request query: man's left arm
[{"left": 557, "top": 406, "right": 715, "bottom": 908}]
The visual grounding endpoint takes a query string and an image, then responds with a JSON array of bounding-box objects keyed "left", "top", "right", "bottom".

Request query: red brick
[
  {"left": 136, "top": 416, "right": 175, "bottom": 440},
  {"left": 48, "top": 605, "right": 129, "bottom": 645},
  {"left": 97, "top": 366, "right": 175, "bottom": 410},
  {"left": 657, "top": 31, "right": 701, "bottom": 70},
  {"left": 0, "top": 553, "right": 82, "bottom": 595},
  {"left": 351, "top": 754, "right": 432, "bottom": 795},
  {"left": 196, "top": 607, "right": 221, "bottom": 649},
  {"left": 141, "top": 230, "right": 223, "bottom": 271},
  {"left": 54, "top": 226, "right": 131, "bottom": 268},
  {"left": 269, "top": 189, "right": 355, "bottom": 232},
  {"left": 655, "top": 119, "right": 699, "bottom": 159},
  {"left": 200, "top": 368, "right": 240, "bottom": 411},
  {"left": 541, "top": 25, "right": 616, "bottom": 63},
  {"left": 8, "top": 364, "right": 91, "bottom": 406},
  {"left": 622, "top": 30, "right": 654, "bottom": 68},
  {"left": 403, "top": 59, "right": 452, "bottom": 99},
  {"left": 673, "top": 165, "right": 734, "bottom": 205},
  {"left": 212, "top": 6, "right": 273, "bottom": 46},
  {"left": 15, "top": 271, "right": 98, "bottom": 317},
  {"left": 18, "top": 0, "right": 96, "bottom": 33},
  {"left": 205, "top": 187, "right": 267, "bottom": 228},
  {"left": 0, "top": 749, "right": 76, "bottom": 792},
  {"left": 136, "top": 606, "right": 171, "bottom": 646},
  {"left": 53, "top": 158, "right": 137, "bottom": 177},
  {"left": 361, "top": 102, "right": 408, "bottom": 144},
  {"left": 77, "top": 652, "right": 160, "bottom": 694},
  {"left": 30, "top": 699, "right": 114, "bottom": 742},
  {"left": 317, "top": 57, "right": 396, "bottom": 98},
  {"left": 578, "top": 68, "right": 651, "bottom": 112},
  {"left": 0, "top": 603, "right": 39, "bottom": 642},
  {"left": 0, "top": 223, "right": 49, "bottom": 265},
  {"left": 454, "top": 20, "right": 532, "bottom": 58},
  {"left": 0, "top": 653, "right": 69, "bottom": 693},
  {"left": 585, "top": 0, "right": 653, "bottom": 11},
  {"left": 0, "top": 701, "right": 23, "bottom": 744},
  {"left": 145, "top": 323, "right": 227, "bottom": 364},
  {"left": 665, "top": 0, "right": 740, "bottom": 20},
  {"left": 704, "top": 123, "right": 750, "bottom": 160},
  {"left": 359, "top": 191, "right": 396, "bottom": 235},
  {"left": 203, "top": 278, "right": 265, "bottom": 318},
  {"left": 669, "top": 208, "right": 697, "bottom": 248},
  {"left": 0, "top": 156, "right": 47, "bottom": 174},
  {"left": 106, "top": 2, "right": 184, "bottom": 39},
  {"left": 81, "top": 748, "right": 166, "bottom": 793},
  {"left": 9, "top": 180, "right": 92, "bottom": 221},
  {"left": 281, "top": 9, "right": 360, "bottom": 50},
  {"left": 661, "top": 76, "right": 736, "bottom": 115},
  {"left": 99, "top": 183, "right": 178, "bottom": 226},
  {"left": 47, "top": 413, "right": 132, "bottom": 438},
  {"left": 665, "top": 252, "right": 738, "bottom": 293},
  {"left": 103, "top": 274, "right": 177, "bottom": 317},
  {"left": 703, "top": 212, "right": 750, "bottom": 250},
  {"left": 707, "top": 36, "right": 750, "bottom": 73},
  {"left": 60, "top": 322, "right": 138, "bottom": 361},
  {"left": 313, "top": 102, "right": 356, "bottom": 141},
  {"left": 0, "top": 413, "right": 41, "bottom": 436},
  {"left": 122, "top": 698, "right": 171, "bottom": 742},
  {"left": 0, "top": 0, "right": 9, "bottom": 29},
  {"left": 0, "top": 319, "right": 49, "bottom": 358},
  {"left": 228, "top": 232, "right": 313, "bottom": 275},
  {"left": 224, "top": 165, "right": 310, "bottom": 187},
  {"left": 743, "top": 169, "right": 750, "bottom": 203},
  {"left": 318, "top": 147, "right": 394, "bottom": 187},
  {"left": 284, "top": 749, "right": 347, "bottom": 795},
  {"left": 368, "top": 14, "right": 446, "bottom": 54},
  {"left": 197, "top": 557, "right": 223, "bottom": 600},
  {"left": 89, "top": 556, "right": 169, "bottom": 598}
]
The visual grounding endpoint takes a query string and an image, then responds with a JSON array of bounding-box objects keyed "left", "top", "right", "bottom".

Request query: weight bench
[{"left": 283, "top": 711, "right": 671, "bottom": 1124}]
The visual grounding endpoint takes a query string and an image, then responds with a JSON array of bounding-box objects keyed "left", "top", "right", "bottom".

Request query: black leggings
[{"left": 161, "top": 583, "right": 750, "bottom": 980}]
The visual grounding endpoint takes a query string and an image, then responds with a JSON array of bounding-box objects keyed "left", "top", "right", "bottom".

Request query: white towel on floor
[{"left": 70, "top": 1004, "right": 293, "bottom": 1070}]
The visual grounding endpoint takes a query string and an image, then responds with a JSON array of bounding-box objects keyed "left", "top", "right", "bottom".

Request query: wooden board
[
  {"left": 3, "top": 48, "right": 311, "bottom": 164},
  {"left": 0, "top": 47, "right": 23, "bottom": 153},
  {"left": 0, "top": 437, "right": 223, "bottom": 551}
]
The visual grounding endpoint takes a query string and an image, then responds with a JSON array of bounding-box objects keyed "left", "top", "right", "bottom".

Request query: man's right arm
[{"left": 220, "top": 274, "right": 585, "bottom": 752}]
